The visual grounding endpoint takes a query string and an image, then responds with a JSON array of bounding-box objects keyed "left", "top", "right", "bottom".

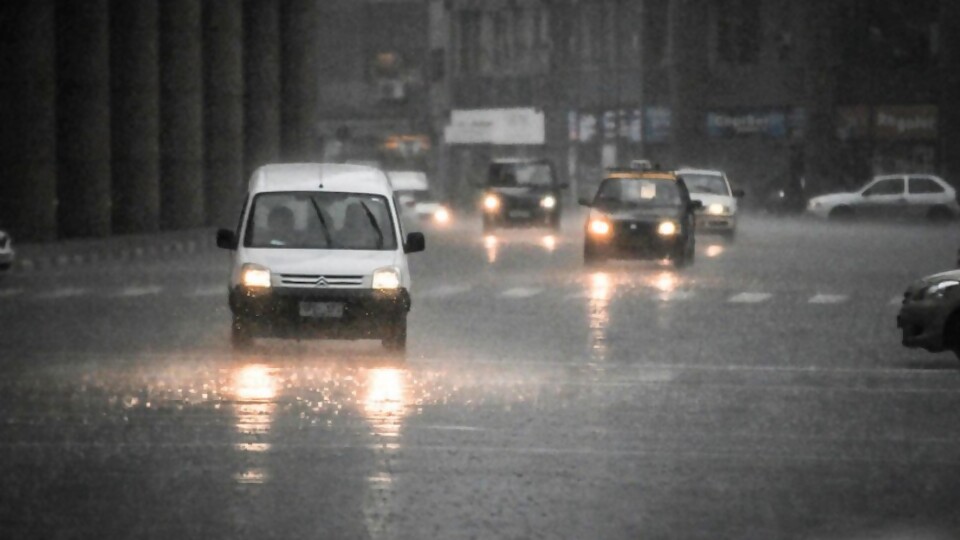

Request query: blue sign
[{"left": 706, "top": 110, "right": 787, "bottom": 138}]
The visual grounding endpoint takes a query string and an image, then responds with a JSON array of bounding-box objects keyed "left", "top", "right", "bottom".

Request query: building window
[{"left": 716, "top": 0, "right": 761, "bottom": 65}]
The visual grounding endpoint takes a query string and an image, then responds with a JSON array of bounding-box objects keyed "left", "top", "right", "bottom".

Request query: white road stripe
[
  {"left": 0, "top": 288, "right": 24, "bottom": 298},
  {"left": 808, "top": 294, "right": 848, "bottom": 304},
  {"left": 191, "top": 285, "right": 225, "bottom": 297},
  {"left": 727, "top": 292, "right": 772, "bottom": 304},
  {"left": 115, "top": 285, "right": 163, "bottom": 298},
  {"left": 419, "top": 284, "right": 472, "bottom": 299},
  {"left": 500, "top": 287, "right": 542, "bottom": 299},
  {"left": 36, "top": 287, "right": 88, "bottom": 300}
]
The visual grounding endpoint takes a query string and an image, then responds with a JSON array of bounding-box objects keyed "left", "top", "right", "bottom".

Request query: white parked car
[
  {"left": 807, "top": 174, "right": 960, "bottom": 223},
  {"left": 0, "top": 229, "right": 14, "bottom": 271},
  {"left": 387, "top": 170, "right": 451, "bottom": 226},
  {"left": 216, "top": 163, "right": 426, "bottom": 352},
  {"left": 676, "top": 168, "right": 744, "bottom": 239}
]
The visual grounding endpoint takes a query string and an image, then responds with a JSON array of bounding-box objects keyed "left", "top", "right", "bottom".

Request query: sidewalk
[{"left": 11, "top": 228, "right": 218, "bottom": 272}]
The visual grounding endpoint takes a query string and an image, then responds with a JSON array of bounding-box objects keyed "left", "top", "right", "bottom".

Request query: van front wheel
[{"left": 382, "top": 313, "right": 407, "bottom": 353}]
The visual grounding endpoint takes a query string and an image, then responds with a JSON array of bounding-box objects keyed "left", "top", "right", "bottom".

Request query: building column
[
  {"left": 243, "top": 0, "right": 281, "bottom": 176},
  {"left": 57, "top": 0, "right": 112, "bottom": 238},
  {"left": 111, "top": 0, "right": 160, "bottom": 234},
  {"left": 0, "top": 0, "right": 58, "bottom": 241},
  {"left": 667, "top": 0, "right": 708, "bottom": 167},
  {"left": 160, "top": 0, "right": 205, "bottom": 230},
  {"left": 801, "top": 1, "right": 841, "bottom": 195},
  {"left": 280, "top": 0, "right": 319, "bottom": 162},
  {"left": 204, "top": 0, "right": 244, "bottom": 228},
  {"left": 940, "top": 0, "right": 960, "bottom": 186}
]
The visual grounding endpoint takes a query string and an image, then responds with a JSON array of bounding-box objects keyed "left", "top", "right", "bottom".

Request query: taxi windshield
[
  {"left": 244, "top": 191, "right": 397, "bottom": 251},
  {"left": 594, "top": 178, "right": 682, "bottom": 208},
  {"left": 681, "top": 173, "right": 730, "bottom": 196}
]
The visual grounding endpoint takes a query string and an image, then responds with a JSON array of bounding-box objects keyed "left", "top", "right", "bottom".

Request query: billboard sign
[{"left": 444, "top": 108, "right": 546, "bottom": 145}]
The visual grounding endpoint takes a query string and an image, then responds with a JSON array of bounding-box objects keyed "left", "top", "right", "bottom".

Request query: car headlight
[
  {"left": 588, "top": 219, "right": 611, "bottom": 236},
  {"left": 705, "top": 203, "right": 729, "bottom": 215},
  {"left": 434, "top": 206, "right": 451, "bottom": 224},
  {"left": 918, "top": 280, "right": 959, "bottom": 300},
  {"left": 657, "top": 221, "right": 678, "bottom": 236},
  {"left": 808, "top": 200, "right": 821, "bottom": 210},
  {"left": 540, "top": 195, "right": 557, "bottom": 209},
  {"left": 372, "top": 267, "right": 401, "bottom": 290},
  {"left": 241, "top": 263, "right": 271, "bottom": 288},
  {"left": 483, "top": 194, "right": 500, "bottom": 212}
]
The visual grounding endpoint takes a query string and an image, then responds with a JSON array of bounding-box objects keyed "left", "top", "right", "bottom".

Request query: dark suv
[
  {"left": 580, "top": 170, "right": 701, "bottom": 267},
  {"left": 480, "top": 158, "right": 566, "bottom": 232}
]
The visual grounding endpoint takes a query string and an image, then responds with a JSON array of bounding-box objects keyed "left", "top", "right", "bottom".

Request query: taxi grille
[{"left": 280, "top": 274, "right": 364, "bottom": 288}]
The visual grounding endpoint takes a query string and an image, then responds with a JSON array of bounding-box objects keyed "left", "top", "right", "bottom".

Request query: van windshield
[
  {"left": 244, "top": 191, "right": 397, "bottom": 251},
  {"left": 488, "top": 162, "right": 554, "bottom": 188}
]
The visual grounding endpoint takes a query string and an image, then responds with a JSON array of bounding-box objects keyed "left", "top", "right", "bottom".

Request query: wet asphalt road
[{"left": 1, "top": 213, "right": 960, "bottom": 540}]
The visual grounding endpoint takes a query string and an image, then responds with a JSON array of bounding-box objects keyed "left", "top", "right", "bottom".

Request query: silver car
[{"left": 897, "top": 268, "right": 960, "bottom": 360}]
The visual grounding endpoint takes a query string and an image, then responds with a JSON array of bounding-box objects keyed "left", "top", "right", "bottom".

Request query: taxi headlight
[
  {"left": 706, "top": 203, "right": 728, "bottom": 215},
  {"left": 372, "top": 267, "right": 401, "bottom": 290},
  {"left": 434, "top": 206, "right": 451, "bottom": 224},
  {"left": 241, "top": 264, "right": 271, "bottom": 288},
  {"left": 540, "top": 195, "right": 557, "bottom": 209},
  {"left": 483, "top": 194, "right": 501, "bottom": 212},
  {"left": 918, "top": 280, "right": 959, "bottom": 300},
  {"left": 657, "top": 221, "right": 678, "bottom": 236},
  {"left": 589, "top": 219, "right": 611, "bottom": 236}
]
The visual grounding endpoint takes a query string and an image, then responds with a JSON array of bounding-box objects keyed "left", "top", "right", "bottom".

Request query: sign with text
[
  {"left": 874, "top": 105, "right": 938, "bottom": 140},
  {"left": 706, "top": 110, "right": 787, "bottom": 138},
  {"left": 444, "top": 108, "right": 546, "bottom": 145}
]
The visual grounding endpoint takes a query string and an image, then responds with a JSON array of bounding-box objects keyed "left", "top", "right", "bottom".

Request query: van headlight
[
  {"left": 588, "top": 218, "right": 611, "bottom": 236},
  {"left": 372, "top": 267, "right": 401, "bottom": 290},
  {"left": 483, "top": 194, "right": 501, "bottom": 212},
  {"left": 241, "top": 263, "right": 272, "bottom": 288},
  {"left": 706, "top": 204, "right": 729, "bottom": 215},
  {"left": 657, "top": 221, "right": 678, "bottom": 236},
  {"left": 540, "top": 195, "right": 557, "bottom": 209},
  {"left": 434, "top": 206, "right": 451, "bottom": 224}
]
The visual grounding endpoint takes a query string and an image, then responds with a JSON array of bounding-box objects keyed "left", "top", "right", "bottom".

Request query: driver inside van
[
  {"left": 266, "top": 205, "right": 298, "bottom": 247},
  {"left": 338, "top": 202, "right": 378, "bottom": 250}
]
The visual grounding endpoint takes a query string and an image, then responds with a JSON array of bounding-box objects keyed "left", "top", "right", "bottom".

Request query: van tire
[
  {"left": 231, "top": 315, "right": 254, "bottom": 351},
  {"left": 382, "top": 313, "right": 407, "bottom": 352}
]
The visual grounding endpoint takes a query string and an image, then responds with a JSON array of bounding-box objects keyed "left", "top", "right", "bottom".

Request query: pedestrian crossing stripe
[
  {"left": 36, "top": 287, "right": 88, "bottom": 300},
  {"left": 727, "top": 292, "right": 772, "bottom": 303},
  {"left": 808, "top": 294, "right": 848, "bottom": 304},
  {"left": 500, "top": 287, "right": 542, "bottom": 299},
  {"left": 115, "top": 285, "right": 163, "bottom": 298}
]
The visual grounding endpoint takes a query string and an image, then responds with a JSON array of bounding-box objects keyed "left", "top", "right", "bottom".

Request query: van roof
[
  {"left": 387, "top": 170, "right": 429, "bottom": 192},
  {"left": 676, "top": 168, "right": 724, "bottom": 177},
  {"left": 248, "top": 163, "right": 392, "bottom": 196}
]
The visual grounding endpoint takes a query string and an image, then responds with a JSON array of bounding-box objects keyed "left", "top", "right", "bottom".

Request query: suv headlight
[
  {"left": 918, "top": 280, "right": 959, "bottom": 300},
  {"left": 483, "top": 194, "right": 501, "bottom": 212},
  {"left": 540, "top": 195, "right": 557, "bottom": 209},
  {"left": 372, "top": 267, "right": 401, "bottom": 290},
  {"left": 241, "top": 263, "right": 271, "bottom": 288},
  {"left": 657, "top": 221, "right": 678, "bottom": 236}
]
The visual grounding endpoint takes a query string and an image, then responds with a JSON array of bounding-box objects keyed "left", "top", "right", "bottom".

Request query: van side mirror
[
  {"left": 689, "top": 200, "right": 704, "bottom": 210},
  {"left": 733, "top": 189, "right": 745, "bottom": 198},
  {"left": 216, "top": 229, "right": 237, "bottom": 250},
  {"left": 404, "top": 232, "right": 425, "bottom": 254},
  {"left": 578, "top": 196, "right": 593, "bottom": 207}
]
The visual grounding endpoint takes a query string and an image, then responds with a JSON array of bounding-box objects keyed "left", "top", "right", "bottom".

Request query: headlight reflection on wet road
[
  {"left": 587, "top": 272, "right": 614, "bottom": 362},
  {"left": 231, "top": 363, "right": 279, "bottom": 485}
]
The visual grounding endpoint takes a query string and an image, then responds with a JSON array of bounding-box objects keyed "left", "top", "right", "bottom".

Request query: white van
[{"left": 216, "top": 163, "right": 425, "bottom": 352}]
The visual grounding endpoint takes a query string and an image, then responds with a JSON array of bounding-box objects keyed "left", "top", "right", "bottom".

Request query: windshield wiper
[
  {"left": 308, "top": 196, "right": 334, "bottom": 247},
  {"left": 359, "top": 201, "right": 385, "bottom": 249}
]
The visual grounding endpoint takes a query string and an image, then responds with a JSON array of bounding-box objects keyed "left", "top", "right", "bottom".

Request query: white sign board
[{"left": 444, "top": 108, "right": 545, "bottom": 145}]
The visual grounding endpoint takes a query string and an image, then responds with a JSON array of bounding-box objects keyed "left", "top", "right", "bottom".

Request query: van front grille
[{"left": 279, "top": 274, "right": 364, "bottom": 288}]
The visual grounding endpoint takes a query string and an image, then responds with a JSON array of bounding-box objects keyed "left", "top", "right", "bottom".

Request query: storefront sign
[
  {"left": 706, "top": 110, "right": 787, "bottom": 138},
  {"left": 644, "top": 106, "right": 671, "bottom": 143},
  {"left": 445, "top": 108, "right": 546, "bottom": 145},
  {"left": 874, "top": 105, "right": 937, "bottom": 140}
]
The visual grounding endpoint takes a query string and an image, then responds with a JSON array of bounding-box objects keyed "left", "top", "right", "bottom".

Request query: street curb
[{"left": 11, "top": 228, "right": 219, "bottom": 273}]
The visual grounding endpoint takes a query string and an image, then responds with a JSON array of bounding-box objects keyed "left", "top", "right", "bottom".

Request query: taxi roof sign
[{"left": 605, "top": 170, "right": 677, "bottom": 181}]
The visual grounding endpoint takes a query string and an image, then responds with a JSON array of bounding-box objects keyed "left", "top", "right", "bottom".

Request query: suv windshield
[
  {"left": 244, "top": 191, "right": 397, "bottom": 250},
  {"left": 595, "top": 178, "right": 683, "bottom": 209},
  {"left": 488, "top": 162, "right": 554, "bottom": 188},
  {"left": 681, "top": 173, "right": 730, "bottom": 195}
]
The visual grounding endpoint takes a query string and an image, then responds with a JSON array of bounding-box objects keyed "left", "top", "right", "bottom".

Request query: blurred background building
[{"left": 0, "top": 0, "right": 957, "bottom": 241}]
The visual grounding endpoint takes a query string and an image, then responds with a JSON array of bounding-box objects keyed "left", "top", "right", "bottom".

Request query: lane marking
[
  {"left": 191, "top": 286, "right": 225, "bottom": 297},
  {"left": 0, "top": 288, "right": 24, "bottom": 298},
  {"left": 36, "top": 287, "right": 88, "bottom": 300},
  {"left": 808, "top": 294, "right": 848, "bottom": 304},
  {"left": 727, "top": 292, "right": 772, "bottom": 304},
  {"left": 500, "top": 287, "right": 542, "bottom": 299},
  {"left": 419, "top": 284, "right": 473, "bottom": 299},
  {"left": 115, "top": 285, "right": 163, "bottom": 298}
]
